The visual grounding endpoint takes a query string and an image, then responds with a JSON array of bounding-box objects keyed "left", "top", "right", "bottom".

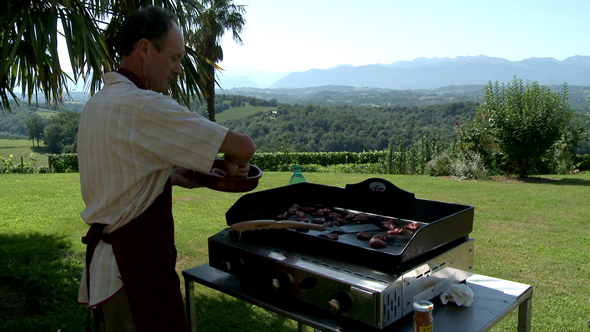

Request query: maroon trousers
[{"left": 83, "top": 179, "right": 187, "bottom": 332}]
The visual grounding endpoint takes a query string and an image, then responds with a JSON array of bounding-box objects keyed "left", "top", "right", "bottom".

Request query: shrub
[
  {"left": 451, "top": 151, "right": 488, "bottom": 180},
  {"left": 426, "top": 151, "right": 454, "bottom": 177},
  {"left": 48, "top": 154, "right": 79, "bottom": 173}
]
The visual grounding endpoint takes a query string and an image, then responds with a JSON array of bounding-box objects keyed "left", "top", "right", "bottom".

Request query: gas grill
[{"left": 207, "top": 178, "right": 475, "bottom": 329}]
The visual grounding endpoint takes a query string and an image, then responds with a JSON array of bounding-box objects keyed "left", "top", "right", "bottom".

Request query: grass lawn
[
  {"left": 0, "top": 139, "right": 49, "bottom": 167},
  {"left": 216, "top": 103, "right": 276, "bottom": 123},
  {"left": 1, "top": 172, "right": 589, "bottom": 331}
]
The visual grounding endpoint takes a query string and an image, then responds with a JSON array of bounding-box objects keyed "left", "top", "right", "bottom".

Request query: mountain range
[{"left": 217, "top": 55, "right": 590, "bottom": 90}]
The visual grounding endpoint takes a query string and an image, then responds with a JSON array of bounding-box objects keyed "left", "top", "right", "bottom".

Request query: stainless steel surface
[
  {"left": 207, "top": 178, "right": 477, "bottom": 329},
  {"left": 208, "top": 229, "right": 474, "bottom": 329},
  {"left": 183, "top": 266, "right": 533, "bottom": 332}
]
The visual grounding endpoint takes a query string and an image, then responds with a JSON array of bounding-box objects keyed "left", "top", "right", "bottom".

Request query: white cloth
[
  {"left": 77, "top": 72, "right": 228, "bottom": 307},
  {"left": 440, "top": 283, "right": 474, "bottom": 307}
]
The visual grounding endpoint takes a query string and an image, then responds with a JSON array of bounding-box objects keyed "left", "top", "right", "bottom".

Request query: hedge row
[
  {"left": 249, "top": 151, "right": 387, "bottom": 171},
  {"left": 34, "top": 151, "right": 590, "bottom": 174},
  {"left": 48, "top": 154, "right": 79, "bottom": 173}
]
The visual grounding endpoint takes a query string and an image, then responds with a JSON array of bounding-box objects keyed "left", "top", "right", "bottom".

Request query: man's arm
[
  {"left": 219, "top": 130, "right": 256, "bottom": 178},
  {"left": 171, "top": 130, "right": 255, "bottom": 188}
]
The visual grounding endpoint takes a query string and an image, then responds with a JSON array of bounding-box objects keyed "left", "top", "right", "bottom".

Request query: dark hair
[{"left": 118, "top": 6, "right": 178, "bottom": 56}]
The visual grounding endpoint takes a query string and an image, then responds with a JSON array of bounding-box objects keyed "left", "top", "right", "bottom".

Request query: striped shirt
[{"left": 77, "top": 72, "right": 228, "bottom": 307}]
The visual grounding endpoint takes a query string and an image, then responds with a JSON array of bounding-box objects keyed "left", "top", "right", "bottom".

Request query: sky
[{"left": 217, "top": 0, "right": 590, "bottom": 73}]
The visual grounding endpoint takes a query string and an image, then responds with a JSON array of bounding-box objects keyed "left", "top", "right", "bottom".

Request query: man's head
[{"left": 118, "top": 6, "right": 185, "bottom": 93}]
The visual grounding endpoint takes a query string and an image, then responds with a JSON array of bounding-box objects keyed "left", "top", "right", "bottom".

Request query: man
[{"left": 76, "top": 6, "right": 255, "bottom": 332}]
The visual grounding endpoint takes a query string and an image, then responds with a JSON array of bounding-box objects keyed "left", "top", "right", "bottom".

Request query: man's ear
[{"left": 136, "top": 38, "right": 150, "bottom": 58}]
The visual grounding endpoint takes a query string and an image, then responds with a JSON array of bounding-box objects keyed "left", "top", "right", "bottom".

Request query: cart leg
[
  {"left": 517, "top": 295, "right": 532, "bottom": 332},
  {"left": 297, "top": 322, "right": 307, "bottom": 332},
  {"left": 185, "top": 278, "right": 197, "bottom": 332}
]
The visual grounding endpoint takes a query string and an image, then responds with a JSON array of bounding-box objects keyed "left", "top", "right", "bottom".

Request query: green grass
[
  {"left": 216, "top": 103, "right": 276, "bottom": 123},
  {"left": 1, "top": 172, "right": 589, "bottom": 331},
  {"left": 0, "top": 139, "right": 49, "bottom": 167},
  {"left": 35, "top": 108, "right": 60, "bottom": 118}
]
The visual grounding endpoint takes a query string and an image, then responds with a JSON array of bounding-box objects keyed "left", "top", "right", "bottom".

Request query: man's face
[{"left": 143, "top": 23, "right": 185, "bottom": 93}]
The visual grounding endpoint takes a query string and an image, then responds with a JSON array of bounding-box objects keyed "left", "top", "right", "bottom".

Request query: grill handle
[{"left": 230, "top": 220, "right": 325, "bottom": 232}]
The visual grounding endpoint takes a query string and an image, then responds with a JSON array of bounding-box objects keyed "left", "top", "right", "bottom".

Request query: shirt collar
[{"left": 116, "top": 68, "right": 147, "bottom": 90}]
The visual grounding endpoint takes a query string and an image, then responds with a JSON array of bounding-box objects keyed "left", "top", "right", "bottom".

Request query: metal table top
[{"left": 183, "top": 265, "right": 532, "bottom": 332}]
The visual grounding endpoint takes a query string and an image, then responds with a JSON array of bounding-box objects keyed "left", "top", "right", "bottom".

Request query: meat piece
[
  {"left": 333, "top": 218, "right": 346, "bottom": 226},
  {"left": 303, "top": 206, "right": 316, "bottom": 214},
  {"left": 345, "top": 212, "right": 358, "bottom": 220},
  {"left": 381, "top": 219, "right": 396, "bottom": 230},
  {"left": 210, "top": 168, "right": 228, "bottom": 177},
  {"left": 357, "top": 231, "right": 372, "bottom": 240},
  {"left": 294, "top": 211, "right": 309, "bottom": 222},
  {"left": 387, "top": 227, "right": 406, "bottom": 235},
  {"left": 319, "top": 208, "right": 332, "bottom": 214},
  {"left": 373, "top": 233, "right": 387, "bottom": 242},
  {"left": 311, "top": 217, "right": 326, "bottom": 224},
  {"left": 314, "top": 209, "right": 325, "bottom": 216},
  {"left": 352, "top": 213, "right": 370, "bottom": 224},
  {"left": 404, "top": 222, "right": 419, "bottom": 231},
  {"left": 322, "top": 221, "right": 333, "bottom": 228},
  {"left": 276, "top": 211, "right": 289, "bottom": 220},
  {"left": 320, "top": 233, "right": 339, "bottom": 240},
  {"left": 328, "top": 212, "right": 343, "bottom": 220},
  {"left": 369, "top": 236, "right": 387, "bottom": 248}
]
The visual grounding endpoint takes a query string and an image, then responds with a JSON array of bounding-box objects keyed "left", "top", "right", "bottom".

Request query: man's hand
[
  {"left": 224, "top": 156, "right": 250, "bottom": 178},
  {"left": 170, "top": 167, "right": 203, "bottom": 188},
  {"left": 219, "top": 130, "right": 256, "bottom": 177}
]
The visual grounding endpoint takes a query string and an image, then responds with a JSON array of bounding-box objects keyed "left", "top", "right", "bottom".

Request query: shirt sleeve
[{"left": 138, "top": 95, "right": 229, "bottom": 173}]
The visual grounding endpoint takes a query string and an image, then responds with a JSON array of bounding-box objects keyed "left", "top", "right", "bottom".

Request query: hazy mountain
[
  {"left": 269, "top": 55, "right": 590, "bottom": 89},
  {"left": 216, "top": 66, "right": 289, "bottom": 89}
]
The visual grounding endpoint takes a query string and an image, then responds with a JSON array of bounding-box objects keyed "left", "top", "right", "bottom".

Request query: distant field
[
  {"left": 36, "top": 108, "right": 60, "bottom": 118},
  {"left": 216, "top": 103, "right": 276, "bottom": 123},
  {"left": 0, "top": 139, "right": 49, "bottom": 167}
]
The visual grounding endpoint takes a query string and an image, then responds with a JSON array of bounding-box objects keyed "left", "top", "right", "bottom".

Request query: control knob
[
  {"left": 270, "top": 273, "right": 293, "bottom": 294},
  {"left": 328, "top": 292, "right": 352, "bottom": 315}
]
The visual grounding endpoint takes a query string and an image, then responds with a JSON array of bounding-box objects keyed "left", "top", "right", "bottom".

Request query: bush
[
  {"left": 48, "top": 154, "right": 79, "bottom": 173},
  {"left": 0, "top": 153, "right": 44, "bottom": 174},
  {"left": 574, "top": 154, "right": 590, "bottom": 171},
  {"left": 426, "top": 151, "right": 454, "bottom": 177},
  {"left": 451, "top": 151, "right": 488, "bottom": 180}
]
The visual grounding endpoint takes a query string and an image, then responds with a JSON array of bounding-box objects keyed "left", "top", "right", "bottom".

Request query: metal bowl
[{"left": 194, "top": 159, "right": 262, "bottom": 192}]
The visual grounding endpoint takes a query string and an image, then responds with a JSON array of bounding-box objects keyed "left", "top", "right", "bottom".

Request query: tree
[
  {"left": 190, "top": 0, "right": 246, "bottom": 122},
  {"left": 43, "top": 111, "right": 81, "bottom": 153},
  {"left": 1, "top": 1, "right": 214, "bottom": 112},
  {"left": 24, "top": 115, "right": 45, "bottom": 147},
  {"left": 477, "top": 78, "right": 574, "bottom": 178}
]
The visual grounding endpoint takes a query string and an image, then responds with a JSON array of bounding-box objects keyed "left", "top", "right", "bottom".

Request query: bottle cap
[{"left": 413, "top": 300, "right": 434, "bottom": 312}]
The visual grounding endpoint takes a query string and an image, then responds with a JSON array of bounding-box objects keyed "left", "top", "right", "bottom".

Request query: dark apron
[{"left": 83, "top": 179, "right": 187, "bottom": 332}]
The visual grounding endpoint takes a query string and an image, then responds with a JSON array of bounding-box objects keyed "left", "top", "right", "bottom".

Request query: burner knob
[
  {"left": 328, "top": 292, "right": 352, "bottom": 315},
  {"left": 220, "top": 261, "right": 232, "bottom": 273},
  {"left": 270, "top": 273, "right": 292, "bottom": 294}
]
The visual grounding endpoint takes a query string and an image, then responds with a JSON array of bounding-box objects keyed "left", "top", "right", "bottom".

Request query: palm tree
[
  {"left": 189, "top": 0, "right": 246, "bottom": 122},
  {"left": 0, "top": 0, "right": 212, "bottom": 112}
]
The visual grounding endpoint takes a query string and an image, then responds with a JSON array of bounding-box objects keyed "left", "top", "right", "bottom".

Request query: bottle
[
  {"left": 413, "top": 300, "right": 433, "bottom": 332},
  {"left": 288, "top": 165, "right": 307, "bottom": 185}
]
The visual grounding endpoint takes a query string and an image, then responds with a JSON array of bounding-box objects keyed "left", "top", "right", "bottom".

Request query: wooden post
[
  {"left": 21, "top": 156, "right": 24, "bottom": 173},
  {"left": 48, "top": 155, "right": 52, "bottom": 173}
]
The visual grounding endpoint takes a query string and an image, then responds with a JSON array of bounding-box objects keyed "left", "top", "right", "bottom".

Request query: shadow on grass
[
  {"left": 522, "top": 176, "right": 590, "bottom": 186},
  {"left": 0, "top": 233, "right": 87, "bottom": 332},
  {"left": 193, "top": 292, "right": 298, "bottom": 331},
  {"left": 30, "top": 146, "right": 49, "bottom": 154}
]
